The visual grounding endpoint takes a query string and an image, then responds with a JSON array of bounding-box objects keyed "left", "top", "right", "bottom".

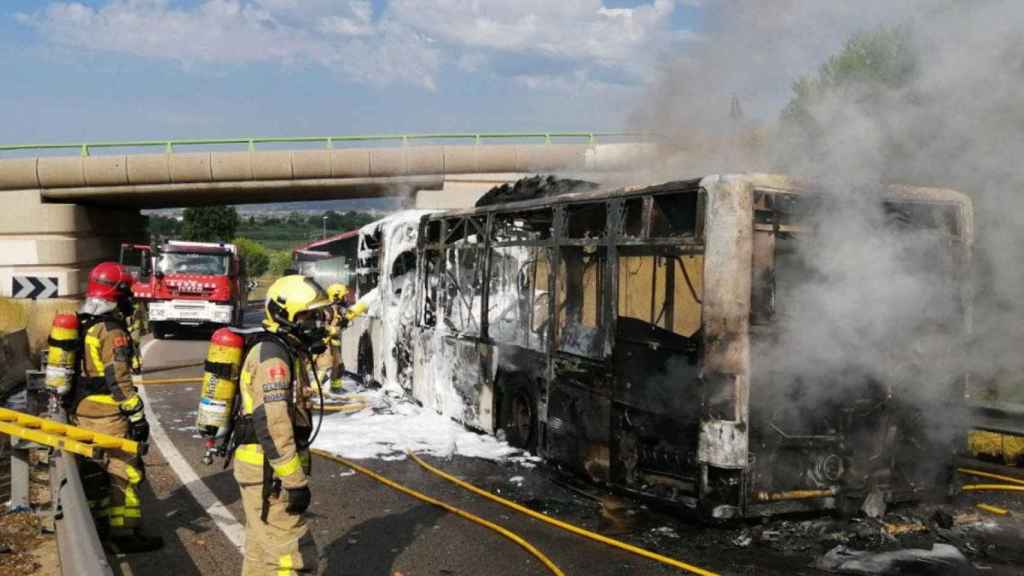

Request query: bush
[
  {"left": 232, "top": 237, "right": 270, "bottom": 278},
  {"left": 269, "top": 250, "right": 294, "bottom": 277}
]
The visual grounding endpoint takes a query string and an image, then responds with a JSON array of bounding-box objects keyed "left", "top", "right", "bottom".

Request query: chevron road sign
[{"left": 12, "top": 275, "right": 58, "bottom": 299}]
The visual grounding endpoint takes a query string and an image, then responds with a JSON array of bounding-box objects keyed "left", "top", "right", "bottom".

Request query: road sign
[{"left": 11, "top": 275, "right": 58, "bottom": 299}]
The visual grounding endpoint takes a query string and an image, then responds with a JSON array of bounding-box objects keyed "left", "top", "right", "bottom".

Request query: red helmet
[{"left": 86, "top": 262, "right": 134, "bottom": 302}]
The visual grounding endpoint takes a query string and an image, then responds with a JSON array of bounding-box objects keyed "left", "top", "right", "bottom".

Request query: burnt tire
[{"left": 499, "top": 374, "right": 538, "bottom": 451}]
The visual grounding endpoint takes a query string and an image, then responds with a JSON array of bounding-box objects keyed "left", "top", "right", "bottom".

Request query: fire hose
[
  {"left": 406, "top": 451, "right": 720, "bottom": 576},
  {"left": 311, "top": 448, "right": 565, "bottom": 576}
]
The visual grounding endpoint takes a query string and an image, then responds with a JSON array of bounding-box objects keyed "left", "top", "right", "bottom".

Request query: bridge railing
[{"left": 0, "top": 131, "right": 646, "bottom": 157}]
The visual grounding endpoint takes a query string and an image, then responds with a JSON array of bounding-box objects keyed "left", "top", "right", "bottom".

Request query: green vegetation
[
  {"left": 235, "top": 210, "right": 378, "bottom": 250},
  {"left": 232, "top": 237, "right": 271, "bottom": 278},
  {"left": 147, "top": 209, "right": 377, "bottom": 249},
  {"left": 268, "top": 250, "right": 294, "bottom": 277},
  {"left": 781, "top": 26, "right": 917, "bottom": 143},
  {"left": 182, "top": 206, "right": 240, "bottom": 243}
]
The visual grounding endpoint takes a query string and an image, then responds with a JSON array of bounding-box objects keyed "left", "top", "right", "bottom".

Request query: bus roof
[{"left": 426, "top": 174, "right": 971, "bottom": 219}]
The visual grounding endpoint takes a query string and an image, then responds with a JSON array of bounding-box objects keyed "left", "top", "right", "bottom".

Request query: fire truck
[{"left": 121, "top": 241, "right": 248, "bottom": 338}]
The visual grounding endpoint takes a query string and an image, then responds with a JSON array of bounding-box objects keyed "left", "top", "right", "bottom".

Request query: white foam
[{"left": 311, "top": 389, "right": 524, "bottom": 462}]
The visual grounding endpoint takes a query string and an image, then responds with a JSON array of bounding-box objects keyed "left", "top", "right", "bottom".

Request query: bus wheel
[{"left": 500, "top": 375, "right": 537, "bottom": 451}]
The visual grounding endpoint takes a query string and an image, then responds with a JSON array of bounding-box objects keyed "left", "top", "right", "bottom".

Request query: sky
[{"left": 1, "top": 0, "right": 706, "bottom": 144}]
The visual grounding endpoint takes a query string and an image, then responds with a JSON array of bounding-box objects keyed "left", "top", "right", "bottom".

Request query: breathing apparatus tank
[
  {"left": 197, "top": 328, "right": 244, "bottom": 441},
  {"left": 45, "top": 314, "right": 79, "bottom": 396}
]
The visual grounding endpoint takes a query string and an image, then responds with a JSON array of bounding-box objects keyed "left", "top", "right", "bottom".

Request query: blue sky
[{"left": 1, "top": 0, "right": 707, "bottom": 144}]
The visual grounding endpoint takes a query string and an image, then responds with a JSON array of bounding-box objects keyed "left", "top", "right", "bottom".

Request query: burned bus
[{"left": 410, "top": 174, "right": 973, "bottom": 519}]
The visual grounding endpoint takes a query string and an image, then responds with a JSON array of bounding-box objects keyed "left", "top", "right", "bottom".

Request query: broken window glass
[
  {"left": 621, "top": 198, "right": 645, "bottom": 238},
  {"left": 556, "top": 246, "right": 606, "bottom": 358},
  {"left": 487, "top": 246, "right": 553, "bottom": 351},
  {"left": 357, "top": 228, "right": 381, "bottom": 296},
  {"left": 650, "top": 193, "right": 698, "bottom": 237},
  {"left": 420, "top": 249, "right": 442, "bottom": 328},
  {"left": 567, "top": 203, "right": 607, "bottom": 239},
  {"left": 441, "top": 245, "right": 483, "bottom": 336},
  {"left": 491, "top": 209, "right": 553, "bottom": 242},
  {"left": 617, "top": 252, "right": 703, "bottom": 337}
]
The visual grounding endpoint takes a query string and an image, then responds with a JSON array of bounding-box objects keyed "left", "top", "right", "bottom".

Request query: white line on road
[
  {"left": 139, "top": 338, "right": 158, "bottom": 363},
  {"left": 138, "top": 385, "right": 246, "bottom": 551}
]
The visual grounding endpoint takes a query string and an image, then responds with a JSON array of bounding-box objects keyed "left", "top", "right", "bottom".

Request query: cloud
[
  {"left": 18, "top": 0, "right": 440, "bottom": 89},
  {"left": 17, "top": 0, "right": 691, "bottom": 90}
]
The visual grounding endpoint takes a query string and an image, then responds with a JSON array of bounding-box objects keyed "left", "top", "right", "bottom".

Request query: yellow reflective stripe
[
  {"left": 125, "top": 489, "right": 140, "bottom": 507},
  {"left": 120, "top": 395, "right": 142, "bottom": 412},
  {"left": 277, "top": 554, "right": 294, "bottom": 576},
  {"left": 109, "top": 506, "right": 142, "bottom": 518},
  {"left": 273, "top": 455, "right": 302, "bottom": 478},
  {"left": 84, "top": 394, "right": 119, "bottom": 405},
  {"left": 235, "top": 443, "right": 264, "bottom": 466},
  {"left": 240, "top": 370, "right": 254, "bottom": 414},
  {"left": 86, "top": 334, "right": 104, "bottom": 373}
]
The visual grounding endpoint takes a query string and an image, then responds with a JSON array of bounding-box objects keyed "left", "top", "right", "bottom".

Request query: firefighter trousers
[
  {"left": 234, "top": 454, "right": 318, "bottom": 576},
  {"left": 73, "top": 401, "right": 144, "bottom": 536}
]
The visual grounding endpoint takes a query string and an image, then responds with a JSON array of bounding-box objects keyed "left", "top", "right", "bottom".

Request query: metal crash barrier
[
  {"left": 52, "top": 449, "right": 113, "bottom": 576},
  {"left": 3, "top": 399, "right": 128, "bottom": 576}
]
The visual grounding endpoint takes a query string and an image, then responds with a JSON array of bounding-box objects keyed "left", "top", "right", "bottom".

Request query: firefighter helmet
[
  {"left": 86, "top": 262, "right": 134, "bottom": 302},
  {"left": 326, "top": 283, "right": 348, "bottom": 303},
  {"left": 263, "top": 275, "right": 331, "bottom": 334}
]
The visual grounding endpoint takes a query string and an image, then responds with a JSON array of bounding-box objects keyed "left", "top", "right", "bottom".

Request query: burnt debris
[{"left": 475, "top": 175, "right": 599, "bottom": 207}]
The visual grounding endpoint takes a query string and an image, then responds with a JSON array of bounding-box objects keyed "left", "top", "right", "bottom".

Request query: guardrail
[
  {"left": 52, "top": 449, "right": 113, "bottom": 576},
  {"left": 0, "top": 131, "right": 644, "bottom": 157}
]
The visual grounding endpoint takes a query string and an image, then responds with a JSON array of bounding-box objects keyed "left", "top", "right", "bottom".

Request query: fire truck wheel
[{"left": 151, "top": 322, "right": 168, "bottom": 340}]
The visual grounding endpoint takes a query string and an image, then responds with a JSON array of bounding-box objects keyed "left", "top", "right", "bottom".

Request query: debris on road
[{"left": 817, "top": 543, "right": 974, "bottom": 575}]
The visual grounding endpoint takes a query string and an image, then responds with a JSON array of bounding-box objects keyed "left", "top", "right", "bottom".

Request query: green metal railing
[{"left": 0, "top": 131, "right": 644, "bottom": 157}]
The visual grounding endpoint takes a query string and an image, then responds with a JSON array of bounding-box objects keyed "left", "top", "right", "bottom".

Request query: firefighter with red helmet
[{"left": 73, "top": 262, "right": 162, "bottom": 552}]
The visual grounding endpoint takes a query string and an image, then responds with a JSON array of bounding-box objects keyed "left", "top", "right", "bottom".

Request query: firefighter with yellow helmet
[
  {"left": 316, "top": 283, "right": 349, "bottom": 393},
  {"left": 232, "top": 275, "right": 327, "bottom": 575},
  {"left": 70, "top": 262, "right": 162, "bottom": 552}
]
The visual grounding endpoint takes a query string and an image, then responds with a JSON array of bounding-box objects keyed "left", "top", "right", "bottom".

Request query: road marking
[
  {"left": 138, "top": 385, "right": 245, "bottom": 551},
  {"left": 140, "top": 338, "right": 158, "bottom": 363}
]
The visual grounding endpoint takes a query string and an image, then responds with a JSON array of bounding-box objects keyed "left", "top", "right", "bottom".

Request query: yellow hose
[
  {"left": 962, "top": 484, "right": 1024, "bottom": 493},
  {"left": 407, "top": 452, "right": 719, "bottom": 576},
  {"left": 976, "top": 503, "right": 1009, "bottom": 515},
  {"left": 311, "top": 448, "right": 564, "bottom": 576},
  {"left": 957, "top": 467, "right": 1024, "bottom": 486}
]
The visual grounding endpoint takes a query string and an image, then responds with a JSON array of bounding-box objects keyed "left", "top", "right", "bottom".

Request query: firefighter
[
  {"left": 232, "top": 275, "right": 327, "bottom": 575},
  {"left": 316, "top": 283, "right": 349, "bottom": 393},
  {"left": 73, "top": 262, "right": 162, "bottom": 552}
]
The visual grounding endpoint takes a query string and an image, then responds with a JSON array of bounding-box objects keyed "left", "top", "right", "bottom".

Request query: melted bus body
[{"left": 410, "top": 174, "right": 973, "bottom": 519}]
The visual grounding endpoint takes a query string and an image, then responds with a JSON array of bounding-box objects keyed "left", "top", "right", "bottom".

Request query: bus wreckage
[{"left": 349, "top": 173, "right": 974, "bottom": 520}]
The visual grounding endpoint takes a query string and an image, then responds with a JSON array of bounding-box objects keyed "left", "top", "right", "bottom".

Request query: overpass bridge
[{"left": 0, "top": 132, "right": 654, "bottom": 299}]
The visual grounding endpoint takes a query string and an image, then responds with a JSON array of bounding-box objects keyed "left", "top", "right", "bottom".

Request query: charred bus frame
[{"left": 411, "top": 174, "right": 973, "bottom": 519}]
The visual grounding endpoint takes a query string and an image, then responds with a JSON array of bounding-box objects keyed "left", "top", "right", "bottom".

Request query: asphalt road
[
  {"left": 116, "top": 309, "right": 1024, "bottom": 576},
  {"left": 115, "top": 307, "right": 770, "bottom": 576}
]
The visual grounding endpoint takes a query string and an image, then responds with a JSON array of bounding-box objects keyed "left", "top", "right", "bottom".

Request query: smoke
[{"left": 630, "top": 1, "right": 1024, "bottom": 453}]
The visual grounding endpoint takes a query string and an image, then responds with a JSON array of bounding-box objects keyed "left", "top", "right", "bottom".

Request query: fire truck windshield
[{"left": 157, "top": 252, "right": 229, "bottom": 276}]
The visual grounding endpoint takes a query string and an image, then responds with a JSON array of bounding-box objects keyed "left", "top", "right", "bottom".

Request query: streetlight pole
[{"left": 322, "top": 215, "right": 327, "bottom": 239}]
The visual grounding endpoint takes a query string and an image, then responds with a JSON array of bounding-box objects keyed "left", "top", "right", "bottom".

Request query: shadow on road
[{"left": 323, "top": 504, "right": 445, "bottom": 576}]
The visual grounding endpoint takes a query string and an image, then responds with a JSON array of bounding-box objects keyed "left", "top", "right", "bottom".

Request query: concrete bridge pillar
[{"left": 0, "top": 190, "right": 145, "bottom": 299}]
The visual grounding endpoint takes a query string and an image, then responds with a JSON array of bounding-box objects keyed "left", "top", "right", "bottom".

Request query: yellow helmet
[
  {"left": 326, "top": 283, "right": 349, "bottom": 303},
  {"left": 264, "top": 275, "right": 331, "bottom": 334}
]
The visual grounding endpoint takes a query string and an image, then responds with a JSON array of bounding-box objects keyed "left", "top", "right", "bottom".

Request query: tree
[
  {"left": 268, "top": 250, "right": 294, "bottom": 277},
  {"left": 146, "top": 215, "right": 182, "bottom": 240},
  {"left": 182, "top": 206, "right": 240, "bottom": 242},
  {"left": 781, "top": 26, "right": 917, "bottom": 144},
  {"left": 232, "top": 237, "right": 270, "bottom": 278}
]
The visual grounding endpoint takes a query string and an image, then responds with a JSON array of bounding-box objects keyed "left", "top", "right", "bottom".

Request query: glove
[
  {"left": 129, "top": 419, "right": 150, "bottom": 454},
  {"left": 285, "top": 486, "right": 311, "bottom": 514}
]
